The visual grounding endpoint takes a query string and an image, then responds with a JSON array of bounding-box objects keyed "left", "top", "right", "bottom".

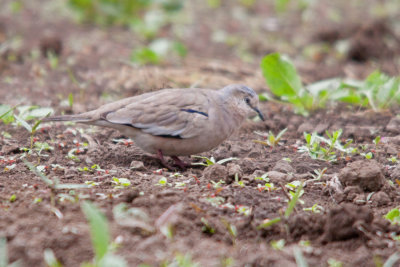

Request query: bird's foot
[
  {"left": 157, "top": 150, "right": 176, "bottom": 171},
  {"left": 171, "top": 156, "right": 191, "bottom": 170}
]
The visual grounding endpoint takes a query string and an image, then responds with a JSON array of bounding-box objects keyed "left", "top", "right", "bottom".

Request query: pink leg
[
  {"left": 157, "top": 150, "right": 175, "bottom": 170},
  {"left": 171, "top": 156, "right": 190, "bottom": 170}
]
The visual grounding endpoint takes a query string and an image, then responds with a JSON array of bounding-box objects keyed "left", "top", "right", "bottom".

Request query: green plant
[
  {"left": 81, "top": 201, "right": 127, "bottom": 267},
  {"left": 298, "top": 129, "right": 354, "bottom": 162},
  {"left": 0, "top": 237, "right": 21, "bottom": 267},
  {"left": 130, "top": 39, "right": 187, "bottom": 66},
  {"left": 191, "top": 156, "right": 237, "bottom": 166},
  {"left": 258, "top": 181, "right": 304, "bottom": 229},
  {"left": 254, "top": 128, "right": 287, "bottom": 147},
  {"left": 384, "top": 208, "right": 400, "bottom": 225},
  {"left": 0, "top": 105, "right": 15, "bottom": 124},
  {"left": 260, "top": 53, "right": 322, "bottom": 115}
]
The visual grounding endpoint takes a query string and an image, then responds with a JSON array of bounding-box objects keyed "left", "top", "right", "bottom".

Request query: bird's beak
[{"left": 253, "top": 107, "right": 265, "bottom": 121}]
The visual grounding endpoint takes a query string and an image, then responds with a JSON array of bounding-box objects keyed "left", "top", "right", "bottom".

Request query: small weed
[
  {"left": 112, "top": 177, "right": 131, "bottom": 188},
  {"left": 303, "top": 203, "right": 324, "bottom": 213},
  {"left": 384, "top": 208, "right": 400, "bottom": 225},
  {"left": 258, "top": 181, "right": 304, "bottom": 229},
  {"left": 270, "top": 239, "right": 285, "bottom": 250},
  {"left": 254, "top": 128, "right": 287, "bottom": 147},
  {"left": 0, "top": 237, "right": 21, "bottom": 267},
  {"left": 192, "top": 156, "right": 237, "bottom": 166},
  {"left": 201, "top": 217, "right": 215, "bottom": 235},
  {"left": 298, "top": 129, "right": 353, "bottom": 162},
  {"left": 81, "top": 201, "right": 127, "bottom": 267},
  {"left": 327, "top": 258, "right": 343, "bottom": 267}
]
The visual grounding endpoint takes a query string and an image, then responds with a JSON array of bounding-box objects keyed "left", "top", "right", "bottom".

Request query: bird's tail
[{"left": 42, "top": 114, "right": 92, "bottom": 123}]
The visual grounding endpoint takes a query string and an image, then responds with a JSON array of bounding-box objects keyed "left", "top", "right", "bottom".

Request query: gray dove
[{"left": 43, "top": 84, "right": 265, "bottom": 169}]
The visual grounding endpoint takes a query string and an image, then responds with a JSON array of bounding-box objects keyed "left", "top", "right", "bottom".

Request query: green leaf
[
  {"left": 0, "top": 237, "right": 8, "bottom": 267},
  {"left": 81, "top": 201, "right": 110, "bottom": 261},
  {"left": 14, "top": 114, "right": 32, "bottom": 133},
  {"left": 131, "top": 47, "right": 160, "bottom": 65},
  {"left": 260, "top": 53, "right": 303, "bottom": 100},
  {"left": 385, "top": 208, "right": 400, "bottom": 222},
  {"left": 285, "top": 181, "right": 303, "bottom": 218}
]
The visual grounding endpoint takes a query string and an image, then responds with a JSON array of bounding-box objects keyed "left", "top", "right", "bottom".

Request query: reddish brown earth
[{"left": 1, "top": 0, "right": 400, "bottom": 266}]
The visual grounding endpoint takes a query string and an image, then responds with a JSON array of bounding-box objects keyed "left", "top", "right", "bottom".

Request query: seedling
[
  {"left": 327, "top": 258, "right": 343, "bottom": 267},
  {"left": 112, "top": 177, "right": 131, "bottom": 188},
  {"left": 211, "top": 180, "right": 225, "bottom": 189},
  {"left": 361, "top": 152, "right": 373, "bottom": 159},
  {"left": 270, "top": 239, "right": 285, "bottom": 250},
  {"left": 311, "top": 167, "right": 327, "bottom": 181},
  {"left": 191, "top": 155, "right": 237, "bottom": 166},
  {"left": 0, "top": 105, "right": 15, "bottom": 124},
  {"left": 47, "top": 51, "right": 59, "bottom": 69},
  {"left": 24, "top": 159, "right": 88, "bottom": 206},
  {"left": 298, "top": 129, "right": 354, "bottom": 162},
  {"left": 254, "top": 128, "right": 287, "bottom": 147},
  {"left": 303, "top": 204, "right": 324, "bottom": 213},
  {"left": 157, "top": 177, "right": 169, "bottom": 186},
  {"left": 81, "top": 201, "right": 127, "bottom": 267},
  {"left": 388, "top": 156, "right": 398, "bottom": 164},
  {"left": 0, "top": 237, "right": 21, "bottom": 267},
  {"left": 384, "top": 208, "right": 400, "bottom": 225},
  {"left": 234, "top": 174, "right": 245, "bottom": 187},
  {"left": 258, "top": 181, "right": 304, "bottom": 229},
  {"left": 43, "top": 248, "right": 62, "bottom": 267},
  {"left": 201, "top": 217, "right": 215, "bottom": 235}
]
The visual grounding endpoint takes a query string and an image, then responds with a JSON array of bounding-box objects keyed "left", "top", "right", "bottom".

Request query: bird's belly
[{"left": 132, "top": 133, "right": 227, "bottom": 156}]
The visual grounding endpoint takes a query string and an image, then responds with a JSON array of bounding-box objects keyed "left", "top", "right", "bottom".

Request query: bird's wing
[{"left": 102, "top": 89, "right": 212, "bottom": 139}]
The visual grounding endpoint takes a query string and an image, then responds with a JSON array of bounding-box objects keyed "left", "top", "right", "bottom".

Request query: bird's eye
[{"left": 245, "top": 97, "right": 250, "bottom": 104}]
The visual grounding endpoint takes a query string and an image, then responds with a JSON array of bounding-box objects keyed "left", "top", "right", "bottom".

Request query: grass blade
[
  {"left": 284, "top": 181, "right": 304, "bottom": 218},
  {"left": 81, "top": 201, "right": 110, "bottom": 261}
]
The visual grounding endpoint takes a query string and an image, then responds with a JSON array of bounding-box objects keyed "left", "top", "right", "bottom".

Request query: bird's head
[{"left": 220, "top": 84, "right": 265, "bottom": 121}]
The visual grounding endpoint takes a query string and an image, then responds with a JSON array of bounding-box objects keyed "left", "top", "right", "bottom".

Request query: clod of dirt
[
  {"left": 343, "top": 186, "right": 363, "bottom": 202},
  {"left": 390, "top": 164, "right": 400, "bottom": 179},
  {"left": 130, "top": 160, "right": 145, "bottom": 170},
  {"left": 370, "top": 191, "right": 391, "bottom": 207},
  {"left": 266, "top": 171, "right": 290, "bottom": 183},
  {"left": 321, "top": 203, "right": 373, "bottom": 243},
  {"left": 288, "top": 213, "right": 325, "bottom": 240},
  {"left": 347, "top": 20, "right": 396, "bottom": 62},
  {"left": 339, "top": 160, "right": 384, "bottom": 192},
  {"left": 39, "top": 35, "right": 63, "bottom": 56},
  {"left": 272, "top": 160, "right": 294, "bottom": 174},
  {"left": 386, "top": 117, "right": 400, "bottom": 133},
  {"left": 202, "top": 164, "right": 228, "bottom": 182},
  {"left": 64, "top": 168, "right": 78, "bottom": 179},
  {"left": 226, "top": 163, "right": 243, "bottom": 181}
]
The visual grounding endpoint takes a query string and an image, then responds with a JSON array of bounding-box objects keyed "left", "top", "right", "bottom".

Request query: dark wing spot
[{"left": 180, "top": 108, "right": 208, "bottom": 117}]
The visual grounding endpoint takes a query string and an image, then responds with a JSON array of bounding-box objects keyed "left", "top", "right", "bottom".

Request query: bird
[{"left": 43, "top": 84, "right": 265, "bottom": 169}]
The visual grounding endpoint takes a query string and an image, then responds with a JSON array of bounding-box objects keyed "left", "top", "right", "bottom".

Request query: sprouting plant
[
  {"left": 234, "top": 174, "right": 245, "bottom": 188},
  {"left": 253, "top": 128, "right": 287, "bottom": 147},
  {"left": 270, "top": 239, "right": 285, "bottom": 250},
  {"left": 311, "top": 167, "right": 327, "bottom": 181},
  {"left": 112, "top": 177, "right": 131, "bottom": 188},
  {"left": 0, "top": 237, "right": 21, "bottom": 267},
  {"left": 303, "top": 204, "right": 324, "bottom": 213},
  {"left": 81, "top": 201, "right": 127, "bottom": 267},
  {"left": 373, "top": 136, "right": 381, "bottom": 147},
  {"left": 191, "top": 155, "right": 237, "bottom": 166},
  {"left": 14, "top": 115, "right": 44, "bottom": 153},
  {"left": 258, "top": 181, "right": 304, "bottom": 229},
  {"left": 388, "top": 156, "right": 398, "bottom": 164},
  {"left": 0, "top": 105, "right": 16, "bottom": 124},
  {"left": 384, "top": 208, "right": 400, "bottom": 225},
  {"left": 361, "top": 152, "right": 373, "bottom": 159},
  {"left": 298, "top": 129, "right": 354, "bottom": 162},
  {"left": 24, "top": 159, "right": 88, "bottom": 206},
  {"left": 211, "top": 180, "right": 225, "bottom": 189},
  {"left": 201, "top": 217, "right": 215, "bottom": 235},
  {"left": 157, "top": 177, "right": 169, "bottom": 186},
  {"left": 327, "top": 258, "right": 343, "bottom": 267},
  {"left": 47, "top": 51, "right": 59, "bottom": 69},
  {"left": 43, "top": 248, "right": 62, "bottom": 267}
]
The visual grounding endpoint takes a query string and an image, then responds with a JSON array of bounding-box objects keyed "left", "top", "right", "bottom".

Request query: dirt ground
[{"left": 1, "top": 0, "right": 400, "bottom": 266}]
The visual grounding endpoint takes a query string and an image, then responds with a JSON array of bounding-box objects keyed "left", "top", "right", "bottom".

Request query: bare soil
[{"left": 1, "top": 1, "right": 400, "bottom": 266}]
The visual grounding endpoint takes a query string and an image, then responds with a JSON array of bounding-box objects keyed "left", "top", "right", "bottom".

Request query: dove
[{"left": 43, "top": 84, "right": 265, "bottom": 169}]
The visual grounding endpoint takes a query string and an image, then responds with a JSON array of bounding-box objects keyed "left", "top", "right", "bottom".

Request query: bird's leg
[
  {"left": 171, "top": 156, "right": 190, "bottom": 170},
  {"left": 157, "top": 149, "right": 175, "bottom": 171}
]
